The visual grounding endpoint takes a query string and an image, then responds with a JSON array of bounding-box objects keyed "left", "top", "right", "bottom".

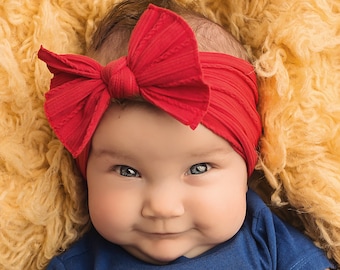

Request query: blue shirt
[{"left": 47, "top": 189, "right": 334, "bottom": 269}]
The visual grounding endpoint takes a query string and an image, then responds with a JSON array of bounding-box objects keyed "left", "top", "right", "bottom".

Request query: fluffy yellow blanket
[{"left": 0, "top": 0, "right": 339, "bottom": 269}]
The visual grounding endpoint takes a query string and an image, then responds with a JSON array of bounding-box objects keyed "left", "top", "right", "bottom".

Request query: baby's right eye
[{"left": 113, "top": 165, "right": 141, "bottom": 177}]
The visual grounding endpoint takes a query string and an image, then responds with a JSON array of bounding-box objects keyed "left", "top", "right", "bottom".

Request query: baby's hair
[{"left": 87, "top": 0, "right": 249, "bottom": 64}]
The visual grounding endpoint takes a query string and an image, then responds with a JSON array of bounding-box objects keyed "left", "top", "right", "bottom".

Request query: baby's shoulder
[
  {"left": 46, "top": 231, "right": 94, "bottom": 270},
  {"left": 244, "top": 189, "right": 333, "bottom": 269}
]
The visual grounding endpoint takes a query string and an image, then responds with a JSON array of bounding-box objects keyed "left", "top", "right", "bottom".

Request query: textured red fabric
[{"left": 38, "top": 4, "right": 261, "bottom": 177}]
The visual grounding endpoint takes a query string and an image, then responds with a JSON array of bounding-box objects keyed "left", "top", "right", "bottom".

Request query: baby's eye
[
  {"left": 188, "top": 163, "right": 211, "bottom": 175},
  {"left": 114, "top": 165, "right": 141, "bottom": 177}
]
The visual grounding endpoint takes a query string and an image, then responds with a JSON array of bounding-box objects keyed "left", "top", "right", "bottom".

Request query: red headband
[{"left": 38, "top": 4, "right": 261, "bottom": 177}]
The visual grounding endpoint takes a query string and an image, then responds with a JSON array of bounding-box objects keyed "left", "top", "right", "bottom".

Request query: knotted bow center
[{"left": 101, "top": 57, "right": 140, "bottom": 99}]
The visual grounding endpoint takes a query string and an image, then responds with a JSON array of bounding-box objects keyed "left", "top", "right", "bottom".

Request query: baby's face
[{"left": 86, "top": 103, "right": 248, "bottom": 265}]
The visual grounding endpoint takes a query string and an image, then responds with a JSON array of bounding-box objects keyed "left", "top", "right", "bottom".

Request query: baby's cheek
[
  {"left": 88, "top": 190, "right": 136, "bottom": 234},
  {"left": 193, "top": 190, "right": 247, "bottom": 242}
]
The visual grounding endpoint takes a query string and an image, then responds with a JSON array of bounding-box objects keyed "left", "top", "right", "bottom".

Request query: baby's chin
[
  {"left": 121, "top": 242, "right": 216, "bottom": 265},
  {"left": 122, "top": 246, "right": 183, "bottom": 265}
]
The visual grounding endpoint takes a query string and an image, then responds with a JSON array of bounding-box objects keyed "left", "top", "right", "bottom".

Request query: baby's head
[
  {"left": 88, "top": 0, "right": 249, "bottom": 64},
  {"left": 38, "top": 0, "right": 261, "bottom": 264}
]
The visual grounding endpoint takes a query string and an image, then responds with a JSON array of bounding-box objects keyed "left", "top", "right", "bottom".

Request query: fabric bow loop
[{"left": 101, "top": 57, "right": 140, "bottom": 98}]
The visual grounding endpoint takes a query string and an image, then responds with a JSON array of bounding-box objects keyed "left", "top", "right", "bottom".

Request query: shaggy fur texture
[{"left": 0, "top": 0, "right": 339, "bottom": 269}]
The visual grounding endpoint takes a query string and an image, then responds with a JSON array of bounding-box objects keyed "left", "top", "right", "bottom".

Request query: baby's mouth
[{"left": 140, "top": 231, "right": 185, "bottom": 239}]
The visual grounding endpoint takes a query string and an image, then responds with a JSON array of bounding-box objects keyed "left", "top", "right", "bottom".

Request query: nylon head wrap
[{"left": 38, "top": 4, "right": 261, "bottom": 177}]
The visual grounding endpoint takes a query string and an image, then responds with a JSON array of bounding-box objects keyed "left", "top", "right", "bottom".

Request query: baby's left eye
[{"left": 188, "top": 163, "right": 211, "bottom": 175}]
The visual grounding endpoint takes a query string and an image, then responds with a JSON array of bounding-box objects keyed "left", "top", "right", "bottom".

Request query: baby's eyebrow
[
  {"left": 92, "top": 148, "right": 135, "bottom": 161},
  {"left": 188, "top": 147, "right": 233, "bottom": 158}
]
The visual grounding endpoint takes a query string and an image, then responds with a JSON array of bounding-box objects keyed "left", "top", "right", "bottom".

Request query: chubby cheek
[
  {"left": 192, "top": 184, "right": 247, "bottom": 242},
  {"left": 87, "top": 184, "right": 139, "bottom": 242}
]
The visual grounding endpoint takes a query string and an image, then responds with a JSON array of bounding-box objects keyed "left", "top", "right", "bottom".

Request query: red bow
[{"left": 38, "top": 5, "right": 210, "bottom": 158}]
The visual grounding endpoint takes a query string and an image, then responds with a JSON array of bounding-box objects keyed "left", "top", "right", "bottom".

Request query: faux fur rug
[{"left": 0, "top": 0, "right": 339, "bottom": 269}]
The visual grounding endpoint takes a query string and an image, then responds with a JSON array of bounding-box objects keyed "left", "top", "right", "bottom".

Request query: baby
[{"left": 38, "top": 0, "right": 334, "bottom": 269}]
